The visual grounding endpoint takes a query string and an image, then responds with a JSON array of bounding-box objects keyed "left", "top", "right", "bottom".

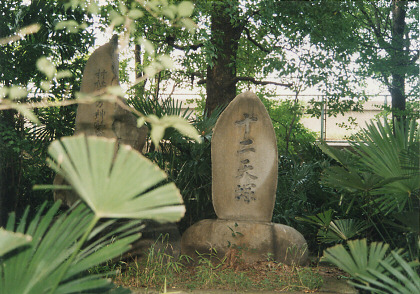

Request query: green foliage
[
  {"left": 319, "top": 118, "right": 419, "bottom": 260},
  {"left": 0, "top": 201, "right": 139, "bottom": 293},
  {"left": 1, "top": 133, "right": 188, "bottom": 293},
  {"left": 0, "top": 228, "right": 32, "bottom": 256},
  {"left": 272, "top": 145, "right": 336, "bottom": 253},
  {"left": 320, "top": 118, "right": 419, "bottom": 216},
  {"left": 297, "top": 210, "right": 369, "bottom": 244},
  {"left": 323, "top": 239, "right": 420, "bottom": 294},
  {"left": 260, "top": 96, "right": 316, "bottom": 155}
]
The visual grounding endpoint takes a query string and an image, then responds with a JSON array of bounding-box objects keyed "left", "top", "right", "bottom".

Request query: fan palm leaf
[
  {"left": 46, "top": 135, "right": 185, "bottom": 220},
  {"left": 323, "top": 239, "right": 420, "bottom": 294}
]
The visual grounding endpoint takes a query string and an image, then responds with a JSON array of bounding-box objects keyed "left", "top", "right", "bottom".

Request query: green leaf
[
  {"left": 0, "top": 229, "right": 32, "bottom": 256},
  {"left": 321, "top": 239, "right": 420, "bottom": 293},
  {"left": 161, "top": 115, "right": 201, "bottom": 142},
  {"left": 47, "top": 135, "right": 185, "bottom": 221},
  {"left": 13, "top": 104, "right": 40, "bottom": 125},
  {"left": 178, "top": 1, "right": 195, "bottom": 17},
  {"left": 158, "top": 54, "right": 174, "bottom": 69},
  {"left": 137, "top": 37, "right": 155, "bottom": 55},
  {"left": 36, "top": 57, "right": 56, "bottom": 79},
  {"left": 180, "top": 18, "right": 197, "bottom": 33},
  {"left": 128, "top": 8, "right": 144, "bottom": 19},
  {"left": 137, "top": 117, "right": 146, "bottom": 128},
  {"left": 8, "top": 85, "right": 27, "bottom": 100},
  {"left": 56, "top": 70, "right": 72, "bottom": 80},
  {"left": 150, "top": 124, "right": 166, "bottom": 147},
  {"left": 107, "top": 86, "right": 125, "bottom": 97}
]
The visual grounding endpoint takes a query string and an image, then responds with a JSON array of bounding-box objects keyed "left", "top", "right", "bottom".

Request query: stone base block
[{"left": 181, "top": 219, "right": 308, "bottom": 265}]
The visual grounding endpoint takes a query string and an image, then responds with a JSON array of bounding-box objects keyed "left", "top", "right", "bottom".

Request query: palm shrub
[
  {"left": 323, "top": 239, "right": 419, "bottom": 294},
  {"left": 0, "top": 135, "right": 187, "bottom": 293},
  {"left": 319, "top": 118, "right": 419, "bottom": 258},
  {"left": 315, "top": 118, "right": 420, "bottom": 293}
]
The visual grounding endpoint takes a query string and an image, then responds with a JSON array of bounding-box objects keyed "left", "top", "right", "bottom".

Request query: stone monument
[
  {"left": 181, "top": 91, "right": 308, "bottom": 265},
  {"left": 54, "top": 35, "right": 147, "bottom": 206}
]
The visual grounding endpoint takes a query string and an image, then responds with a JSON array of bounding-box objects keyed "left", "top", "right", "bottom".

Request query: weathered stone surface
[
  {"left": 181, "top": 219, "right": 308, "bottom": 265},
  {"left": 73, "top": 34, "right": 147, "bottom": 151},
  {"left": 54, "top": 35, "right": 147, "bottom": 206},
  {"left": 211, "top": 91, "right": 277, "bottom": 222}
]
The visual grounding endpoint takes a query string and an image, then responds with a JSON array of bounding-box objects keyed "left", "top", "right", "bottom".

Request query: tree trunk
[
  {"left": 134, "top": 44, "right": 147, "bottom": 99},
  {"left": 204, "top": 1, "right": 244, "bottom": 115},
  {"left": 0, "top": 109, "right": 18, "bottom": 226},
  {"left": 390, "top": 0, "right": 407, "bottom": 121}
]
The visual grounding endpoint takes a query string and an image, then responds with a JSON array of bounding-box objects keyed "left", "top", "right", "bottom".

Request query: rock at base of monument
[{"left": 181, "top": 219, "right": 308, "bottom": 266}]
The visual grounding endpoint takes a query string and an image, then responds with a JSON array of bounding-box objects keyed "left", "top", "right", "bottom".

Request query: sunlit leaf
[
  {"left": 13, "top": 105, "right": 40, "bottom": 125},
  {"left": 160, "top": 115, "right": 201, "bottom": 142},
  {"left": 0, "top": 229, "right": 32, "bottom": 256},
  {"left": 181, "top": 18, "right": 197, "bottom": 33},
  {"left": 56, "top": 70, "right": 73, "bottom": 80},
  {"left": 178, "top": 1, "right": 194, "bottom": 17},
  {"left": 128, "top": 8, "right": 144, "bottom": 19},
  {"left": 40, "top": 81, "right": 51, "bottom": 91},
  {"left": 8, "top": 85, "right": 27, "bottom": 100},
  {"left": 162, "top": 5, "right": 177, "bottom": 19},
  {"left": 158, "top": 54, "right": 174, "bottom": 69},
  {"left": 150, "top": 124, "right": 165, "bottom": 147},
  {"left": 107, "top": 86, "right": 125, "bottom": 97},
  {"left": 55, "top": 20, "right": 80, "bottom": 33},
  {"left": 36, "top": 57, "right": 56, "bottom": 79},
  {"left": 137, "top": 117, "right": 146, "bottom": 128},
  {"left": 137, "top": 37, "right": 155, "bottom": 55}
]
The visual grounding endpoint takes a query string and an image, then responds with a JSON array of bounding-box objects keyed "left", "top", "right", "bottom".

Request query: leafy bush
[{"left": 260, "top": 97, "right": 316, "bottom": 155}]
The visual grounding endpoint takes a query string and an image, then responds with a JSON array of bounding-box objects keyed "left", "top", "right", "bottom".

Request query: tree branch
[
  {"left": 197, "top": 77, "right": 293, "bottom": 87},
  {"left": 243, "top": 27, "right": 271, "bottom": 53},
  {"left": 233, "top": 76, "right": 293, "bottom": 87},
  {"left": 165, "top": 35, "right": 203, "bottom": 51}
]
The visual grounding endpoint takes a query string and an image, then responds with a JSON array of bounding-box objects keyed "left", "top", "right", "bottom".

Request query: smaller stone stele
[
  {"left": 54, "top": 35, "right": 147, "bottom": 207},
  {"left": 181, "top": 91, "right": 308, "bottom": 265}
]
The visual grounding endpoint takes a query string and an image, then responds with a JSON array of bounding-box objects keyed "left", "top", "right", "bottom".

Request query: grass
[{"left": 106, "top": 235, "right": 324, "bottom": 293}]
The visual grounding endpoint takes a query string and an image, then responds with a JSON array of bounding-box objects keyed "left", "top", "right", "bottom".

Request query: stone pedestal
[
  {"left": 181, "top": 219, "right": 307, "bottom": 265},
  {"left": 181, "top": 92, "right": 308, "bottom": 265}
]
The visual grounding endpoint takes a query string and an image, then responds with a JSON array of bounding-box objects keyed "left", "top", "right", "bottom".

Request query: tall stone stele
[
  {"left": 54, "top": 35, "right": 147, "bottom": 206},
  {"left": 181, "top": 91, "right": 308, "bottom": 265}
]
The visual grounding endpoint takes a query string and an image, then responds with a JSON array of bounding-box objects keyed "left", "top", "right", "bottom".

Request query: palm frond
[
  {"left": 322, "top": 239, "right": 420, "bottom": 293},
  {"left": 0, "top": 201, "right": 141, "bottom": 294},
  {"left": 47, "top": 135, "right": 185, "bottom": 221},
  {"left": 0, "top": 229, "right": 32, "bottom": 256}
]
